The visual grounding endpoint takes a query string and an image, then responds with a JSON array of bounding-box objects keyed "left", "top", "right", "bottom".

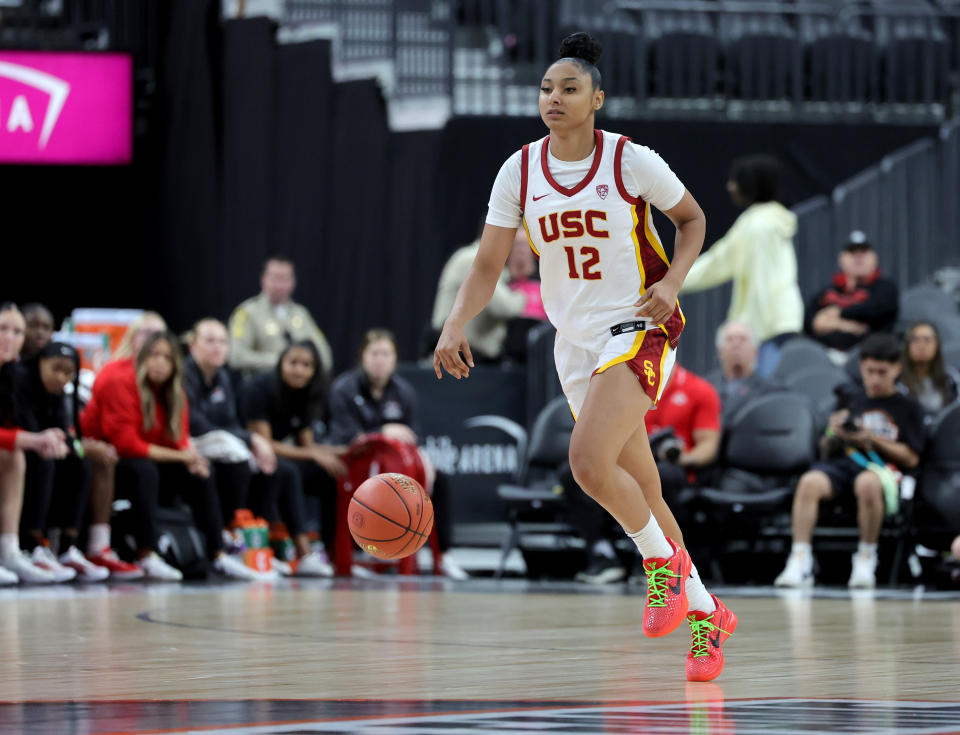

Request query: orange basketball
[{"left": 348, "top": 473, "right": 434, "bottom": 560}]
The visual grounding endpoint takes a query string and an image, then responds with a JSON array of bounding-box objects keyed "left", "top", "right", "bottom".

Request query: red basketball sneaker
[
  {"left": 87, "top": 548, "right": 145, "bottom": 580},
  {"left": 686, "top": 594, "right": 738, "bottom": 682},
  {"left": 641, "top": 537, "right": 691, "bottom": 637}
]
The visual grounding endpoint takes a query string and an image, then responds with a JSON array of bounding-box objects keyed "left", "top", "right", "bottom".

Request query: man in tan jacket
[
  {"left": 431, "top": 239, "right": 526, "bottom": 362},
  {"left": 229, "top": 256, "right": 333, "bottom": 376}
]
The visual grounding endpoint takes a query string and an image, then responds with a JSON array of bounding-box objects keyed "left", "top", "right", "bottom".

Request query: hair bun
[{"left": 558, "top": 32, "right": 602, "bottom": 66}]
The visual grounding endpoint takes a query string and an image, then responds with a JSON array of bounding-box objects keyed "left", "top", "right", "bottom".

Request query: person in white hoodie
[{"left": 680, "top": 155, "right": 803, "bottom": 377}]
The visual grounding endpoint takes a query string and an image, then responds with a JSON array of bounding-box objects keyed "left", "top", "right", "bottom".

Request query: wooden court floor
[{"left": 0, "top": 578, "right": 958, "bottom": 734}]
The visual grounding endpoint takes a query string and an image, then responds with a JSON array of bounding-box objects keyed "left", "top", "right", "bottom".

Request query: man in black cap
[{"left": 804, "top": 230, "right": 899, "bottom": 351}]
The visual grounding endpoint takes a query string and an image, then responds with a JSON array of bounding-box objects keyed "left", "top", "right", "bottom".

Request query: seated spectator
[
  {"left": 645, "top": 364, "right": 722, "bottom": 481},
  {"left": 900, "top": 321, "right": 959, "bottom": 418},
  {"left": 82, "top": 330, "right": 255, "bottom": 580},
  {"left": 805, "top": 231, "right": 899, "bottom": 352},
  {"left": 229, "top": 255, "right": 333, "bottom": 377},
  {"left": 184, "top": 318, "right": 277, "bottom": 529},
  {"left": 708, "top": 320, "right": 780, "bottom": 425},
  {"left": 244, "top": 340, "right": 345, "bottom": 577},
  {"left": 112, "top": 311, "right": 167, "bottom": 360},
  {"left": 20, "top": 302, "right": 55, "bottom": 361},
  {"left": 501, "top": 231, "right": 549, "bottom": 362},
  {"left": 79, "top": 310, "right": 168, "bottom": 580},
  {"left": 681, "top": 155, "right": 804, "bottom": 377},
  {"left": 328, "top": 328, "right": 467, "bottom": 579},
  {"left": 0, "top": 302, "right": 69, "bottom": 584},
  {"left": 775, "top": 333, "right": 925, "bottom": 589},
  {"left": 569, "top": 363, "right": 721, "bottom": 584},
  {"left": 17, "top": 342, "right": 115, "bottom": 582},
  {"left": 430, "top": 231, "right": 526, "bottom": 363},
  {"left": 506, "top": 231, "right": 547, "bottom": 322}
]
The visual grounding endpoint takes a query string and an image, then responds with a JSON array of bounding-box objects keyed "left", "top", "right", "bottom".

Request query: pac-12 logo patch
[{"left": 596, "top": 184, "right": 609, "bottom": 199}]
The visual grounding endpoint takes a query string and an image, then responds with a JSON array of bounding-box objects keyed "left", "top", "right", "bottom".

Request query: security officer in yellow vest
[{"left": 228, "top": 256, "right": 334, "bottom": 377}]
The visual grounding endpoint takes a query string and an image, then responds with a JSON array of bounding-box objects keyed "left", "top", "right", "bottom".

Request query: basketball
[{"left": 348, "top": 473, "right": 434, "bottom": 560}]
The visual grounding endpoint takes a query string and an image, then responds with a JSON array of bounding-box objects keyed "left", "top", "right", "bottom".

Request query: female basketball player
[{"left": 434, "top": 33, "right": 736, "bottom": 681}]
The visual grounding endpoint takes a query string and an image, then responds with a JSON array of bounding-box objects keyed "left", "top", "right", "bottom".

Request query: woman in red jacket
[
  {"left": 0, "top": 302, "right": 69, "bottom": 584},
  {"left": 82, "top": 330, "right": 254, "bottom": 580},
  {"left": 79, "top": 311, "right": 166, "bottom": 579}
]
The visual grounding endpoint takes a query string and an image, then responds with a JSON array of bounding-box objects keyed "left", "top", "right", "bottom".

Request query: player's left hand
[{"left": 635, "top": 280, "right": 679, "bottom": 324}]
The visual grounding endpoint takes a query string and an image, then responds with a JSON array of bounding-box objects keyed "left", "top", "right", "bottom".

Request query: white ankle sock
[
  {"left": 686, "top": 563, "right": 716, "bottom": 614},
  {"left": 88, "top": 524, "right": 110, "bottom": 556},
  {"left": 857, "top": 542, "right": 878, "bottom": 558},
  {"left": 790, "top": 541, "right": 812, "bottom": 558},
  {"left": 0, "top": 533, "right": 20, "bottom": 561},
  {"left": 625, "top": 515, "right": 673, "bottom": 559}
]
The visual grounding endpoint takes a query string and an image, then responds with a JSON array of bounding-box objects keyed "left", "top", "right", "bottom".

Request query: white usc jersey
[{"left": 519, "top": 129, "right": 685, "bottom": 351}]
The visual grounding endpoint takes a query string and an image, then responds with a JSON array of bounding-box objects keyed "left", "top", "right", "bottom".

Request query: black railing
[
  {"left": 281, "top": 0, "right": 450, "bottom": 97},
  {"left": 0, "top": 0, "right": 161, "bottom": 68}
]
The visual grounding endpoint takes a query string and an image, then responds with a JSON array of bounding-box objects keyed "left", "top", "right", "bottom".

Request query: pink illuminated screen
[{"left": 0, "top": 51, "right": 132, "bottom": 165}]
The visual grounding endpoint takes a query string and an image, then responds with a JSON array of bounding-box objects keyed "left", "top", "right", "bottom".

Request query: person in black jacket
[
  {"left": 185, "top": 319, "right": 277, "bottom": 526},
  {"left": 17, "top": 342, "right": 116, "bottom": 582},
  {"left": 243, "top": 340, "right": 346, "bottom": 577},
  {"left": 805, "top": 231, "right": 899, "bottom": 352},
  {"left": 20, "top": 302, "right": 55, "bottom": 362},
  {"left": 329, "top": 329, "right": 467, "bottom": 579}
]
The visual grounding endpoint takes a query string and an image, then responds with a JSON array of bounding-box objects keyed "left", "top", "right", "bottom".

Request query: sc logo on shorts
[{"left": 643, "top": 360, "right": 656, "bottom": 386}]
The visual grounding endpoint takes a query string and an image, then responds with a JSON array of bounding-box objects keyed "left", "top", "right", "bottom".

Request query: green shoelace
[
  {"left": 687, "top": 615, "right": 732, "bottom": 658},
  {"left": 643, "top": 560, "right": 681, "bottom": 607}
]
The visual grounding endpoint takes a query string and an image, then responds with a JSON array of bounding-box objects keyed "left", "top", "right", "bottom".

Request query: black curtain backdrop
[
  {"left": 0, "top": 12, "right": 937, "bottom": 375},
  {"left": 151, "top": 0, "right": 223, "bottom": 327}
]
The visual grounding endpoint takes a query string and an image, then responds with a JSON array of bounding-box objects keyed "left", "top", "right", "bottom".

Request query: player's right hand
[{"left": 434, "top": 323, "right": 474, "bottom": 380}]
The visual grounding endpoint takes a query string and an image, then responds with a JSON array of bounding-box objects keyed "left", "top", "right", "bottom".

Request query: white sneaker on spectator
[
  {"left": 139, "top": 552, "right": 183, "bottom": 582},
  {"left": 253, "top": 567, "right": 280, "bottom": 581},
  {"left": 774, "top": 553, "right": 814, "bottom": 588},
  {"left": 272, "top": 557, "right": 293, "bottom": 576},
  {"left": 2, "top": 549, "right": 56, "bottom": 584},
  {"left": 296, "top": 551, "right": 334, "bottom": 577},
  {"left": 0, "top": 566, "right": 18, "bottom": 585},
  {"left": 213, "top": 553, "right": 258, "bottom": 581},
  {"left": 30, "top": 546, "right": 77, "bottom": 583},
  {"left": 59, "top": 546, "right": 109, "bottom": 582},
  {"left": 440, "top": 553, "right": 469, "bottom": 580},
  {"left": 848, "top": 551, "right": 878, "bottom": 589},
  {"left": 575, "top": 557, "right": 625, "bottom": 585},
  {"left": 350, "top": 564, "right": 377, "bottom": 579}
]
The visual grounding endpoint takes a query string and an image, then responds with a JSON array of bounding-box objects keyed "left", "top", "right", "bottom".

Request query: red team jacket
[{"left": 81, "top": 358, "right": 191, "bottom": 458}]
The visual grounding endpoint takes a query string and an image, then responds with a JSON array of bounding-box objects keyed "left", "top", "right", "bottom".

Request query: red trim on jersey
[
  {"left": 541, "top": 129, "right": 604, "bottom": 197},
  {"left": 633, "top": 206, "right": 665, "bottom": 290},
  {"left": 519, "top": 144, "right": 529, "bottom": 214},
  {"left": 614, "top": 135, "right": 639, "bottom": 204},
  {"left": 632, "top": 204, "right": 684, "bottom": 348}
]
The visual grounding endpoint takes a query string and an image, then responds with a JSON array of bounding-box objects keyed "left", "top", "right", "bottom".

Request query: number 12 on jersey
[{"left": 564, "top": 245, "right": 602, "bottom": 280}]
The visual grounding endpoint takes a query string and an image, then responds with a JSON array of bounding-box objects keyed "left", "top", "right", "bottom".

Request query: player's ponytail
[{"left": 556, "top": 32, "right": 603, "bottom": 90}]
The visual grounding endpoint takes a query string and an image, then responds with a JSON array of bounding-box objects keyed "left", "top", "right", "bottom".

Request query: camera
[
  {"left": 841, "top": 415, "right": 861, "bottom": 433},
  {"left": 649, "top": 427, "right": 684, "bottom": 464}
]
